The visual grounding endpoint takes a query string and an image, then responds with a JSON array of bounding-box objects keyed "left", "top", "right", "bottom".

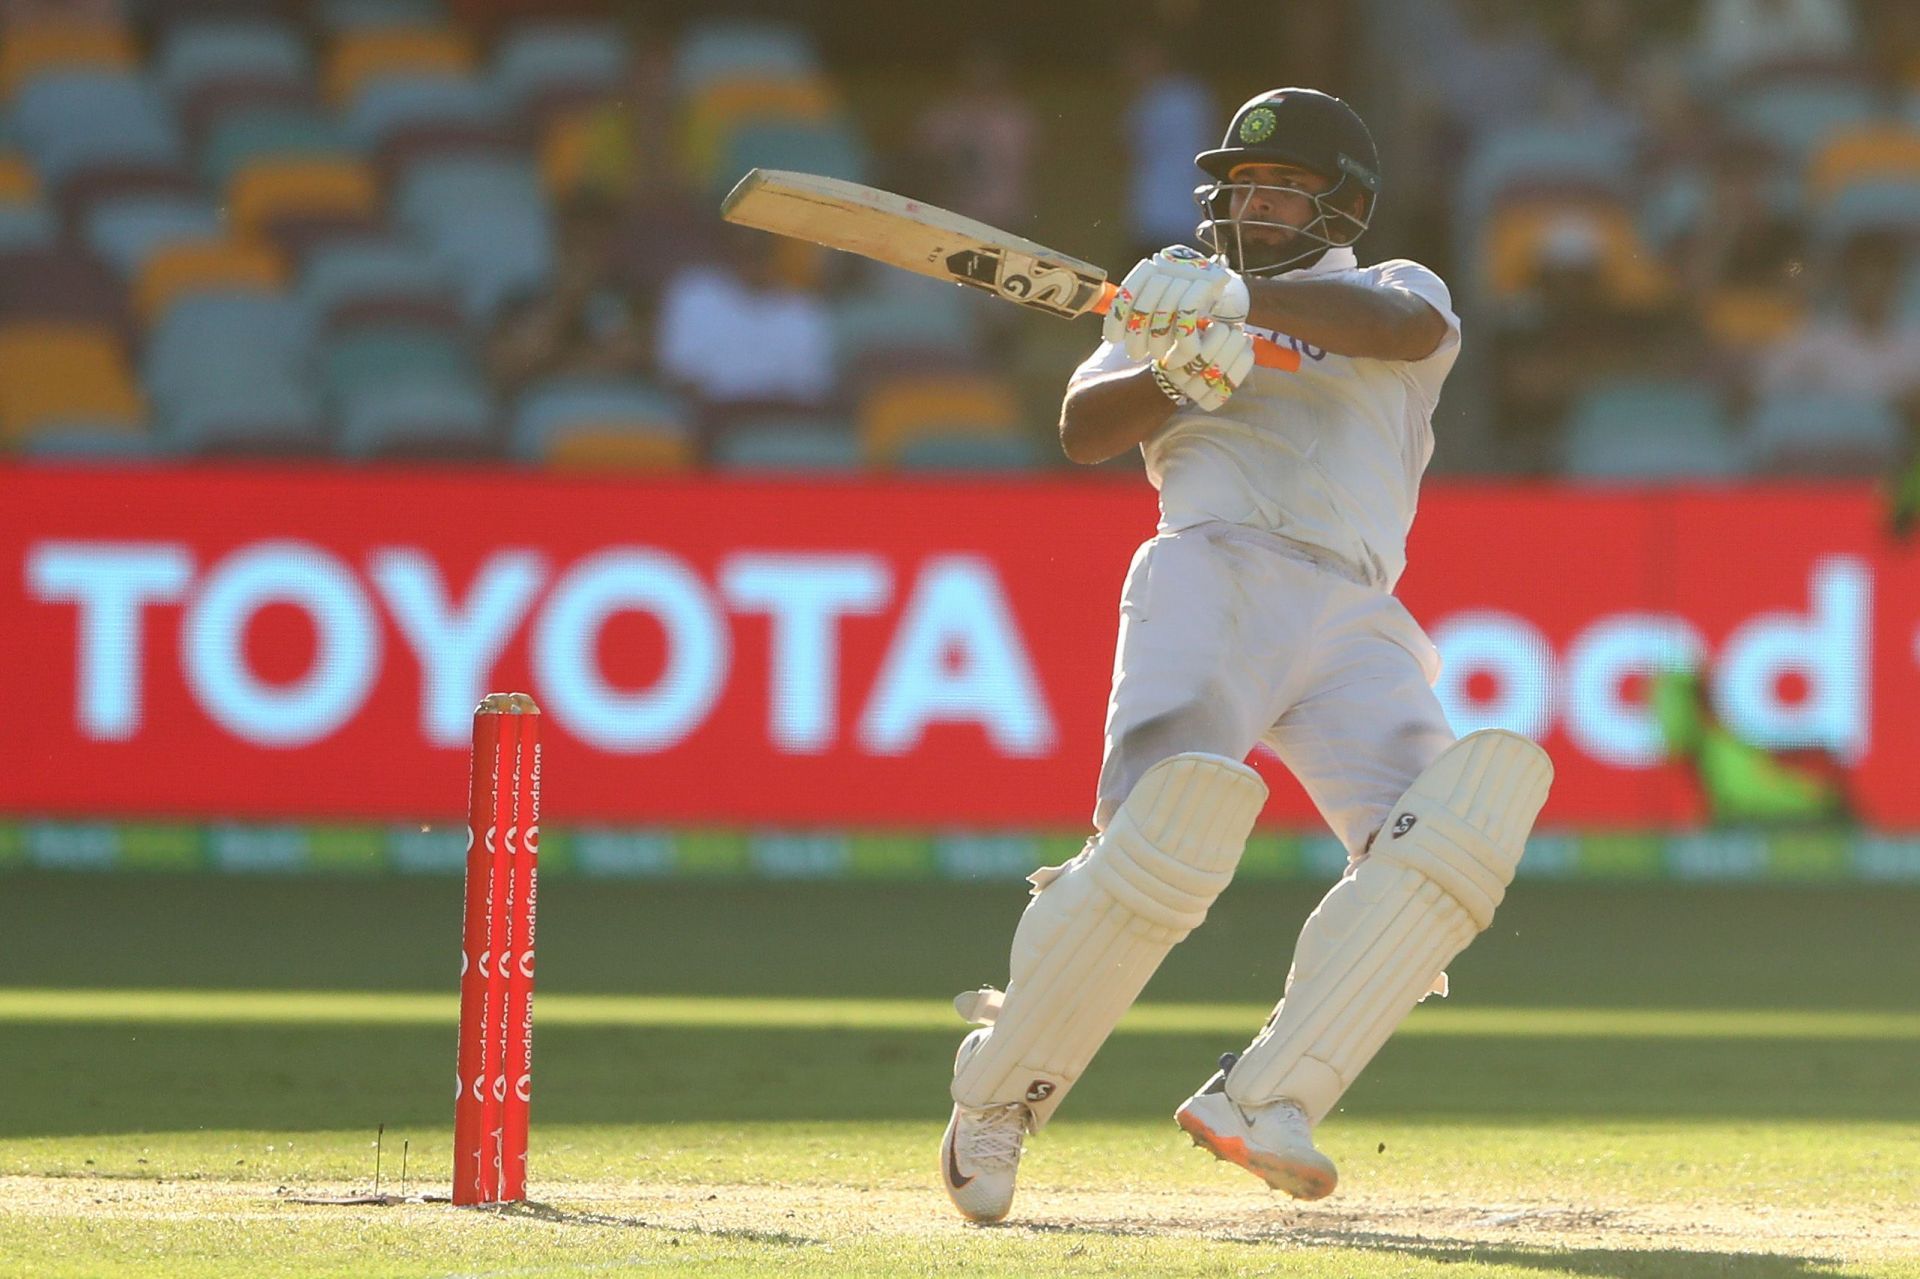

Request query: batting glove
[
  {"left": 1103, "top": 245, "right": 1243, "bottom": 362},
  {"left": 1151, "top": 321, "right": 1256, "bottom": 412}
]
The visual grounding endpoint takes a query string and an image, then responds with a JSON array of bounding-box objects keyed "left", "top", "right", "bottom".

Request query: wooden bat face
[{"left": 720, "top": 168, "right": 1112, "bottom": 319}]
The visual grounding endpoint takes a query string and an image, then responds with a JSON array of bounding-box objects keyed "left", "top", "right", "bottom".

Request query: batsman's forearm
[
  {"left": 1058, "top": 365, "right": 1178, "bottom": 465},
  {"left": 1245, "top": 276, "right": 1446, "bottom": 361}
]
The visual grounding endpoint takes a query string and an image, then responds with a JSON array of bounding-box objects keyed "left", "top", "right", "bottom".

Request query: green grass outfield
[{"left": 4, "top": 874, "right": 1919, "bottom": 1277}]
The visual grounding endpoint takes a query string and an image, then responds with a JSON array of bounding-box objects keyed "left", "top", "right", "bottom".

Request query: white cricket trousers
[{"left": 1095, "top": 521, "right": 1455, "bottom": 857}]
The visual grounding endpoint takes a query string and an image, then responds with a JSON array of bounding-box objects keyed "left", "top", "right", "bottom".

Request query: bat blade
[
  {"left": 720, "top": 168, "right": 1113, "bottom": 319},
  {"left": 720, "top": 168, "right": 1292, "bottom": 370}
]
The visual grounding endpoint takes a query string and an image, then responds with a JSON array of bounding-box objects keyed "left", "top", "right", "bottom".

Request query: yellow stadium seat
[
  {"left": 1484, "top": 201, "right": 1669, "bottom": 308},
  {"left": 135, "top": 239, "right": 286, "bottom": 323},
  {"left": 0, "top": 322, "right": 144, "bottom": 443},
  {"left": 544, "top": 429, "right": 693, "bottom": 470},
  {"left": 0, "top": 22, "right": 137, "bottom": 100},
  {"left": 227, "top": 158, "right": 380, "bottom": 236},
  {"left": 1808, "top": 125, "right": 1920, "bottom": 203},
  {"left": 681, "top": 75, "right": 835, "bottom": 183},
  {"left": 860, "top": 373, "right": 1022, "bottom": 462},
  {"left": 326, "top": 28, "right": 475, "bottom": 104},
  {"left": 1703, "top": 287, "right": 1804, "bottom": 350},
  {"left": 0, "top": 153, "right": 40, "bottom": 203}
]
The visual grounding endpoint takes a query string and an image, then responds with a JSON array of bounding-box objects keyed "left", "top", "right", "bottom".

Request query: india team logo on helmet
[
  {"left": 1238, "top": 106, "right": 1277, "bottom": 144},
  {"left": 1193, "top": 87, "right": 1381, "bottom": 277}
]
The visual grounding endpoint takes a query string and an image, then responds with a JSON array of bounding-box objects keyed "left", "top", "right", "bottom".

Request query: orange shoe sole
[{"left": 1176, "top": 1105, "right": 1337, "bottom": 1201}]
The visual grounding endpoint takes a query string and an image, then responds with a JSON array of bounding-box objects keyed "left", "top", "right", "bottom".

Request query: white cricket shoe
[
  {"left": 1174, "top": 1053, "right": 1338, "bottom": 1200},
  {"left": 939, "top": 1028, "right": 1030, "bottom": 1222}
]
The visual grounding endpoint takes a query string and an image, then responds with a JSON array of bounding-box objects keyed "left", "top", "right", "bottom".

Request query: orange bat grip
[{"left": 1091, "top": 281, "right": 1293, "bottom": 370}]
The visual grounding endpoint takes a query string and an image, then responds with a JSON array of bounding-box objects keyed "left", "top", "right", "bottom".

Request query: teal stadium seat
[
  {"left": 493, "top": 22, "right": 626, "bottom": 110},
  {"left": 201, "top": 111, "right": 354, "bottom": 187},
  {"left": 894, "top": 432, "right": 1043, "bottom": 472},
  {"left": 338, "top": 377, "right": 495, "bottom": 459},
  {"left": 1728, "top": 81, "right": 1878, "bottom": 160},
  {"left": 1561, "top": 378, "right": 1738, "bottom": 482},
  {"left": 510, "top": 377, "right": 690, "bottom": 462},
  {"left": 346, "top": 75, "right": 502, "bottom": 148},
  {"left": 719, "top": 121, "right": 865, "bottom": 195},
  {"left": 712, "top": 415, "right": 862, "bottom": 472},
  {"left": 674, "top": 20, "right": 817, "bottom": 94},
  {"left": 157, "top": 21, "right": 312, "bottom": 100},
  {"left": 1745, "top": 391, "right": 1902, "bottom": 475},
  {"left": 300, "top": 239, "right": 458, "bottom": 323},
  {"left": 11, "top": 73, "right": 184, "bottom": 184},
  {"left": 85, "top": 196, "right": 223, "bottom": 276}
]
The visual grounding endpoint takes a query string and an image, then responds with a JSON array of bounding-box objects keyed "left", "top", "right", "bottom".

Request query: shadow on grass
[
  {"left": 505, "top": 1199, "right": 823, "bottom": 1249},
  {"left": 4, "top": 1021, "right": 1918, "bottom": 1138},
  {"left": 1000, "top": 1216, "right": 1853, "bottom": 1277}
]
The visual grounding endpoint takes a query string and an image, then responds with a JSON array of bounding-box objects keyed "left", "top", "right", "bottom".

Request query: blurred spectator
[
  {"left": 486, "top": 190, "right": 648, "bottom": 402},
  {"left": 654, "top": 225, "right": 833, "bottom": 408},
  {"left": 1675, "top": 137, "right": 1806, "bottom": 309},
  {"left": 1696, "top": 0, "right": 1856, "bottom": 84},
  {"left": 1758, "top": 231, "right": 1920, "bottom": 419},
  {"left": 908, "top": 46, "right": 1035, "bottom": 230},
  {"left": 570, "top": 45, "right": 678, "bottom": 205},
  {"left": 1119, "top": 39, "right": 1214, "bottom": 262},
  {"left": 1493, "top": 214, "right": 1696, "bottom": 471}
]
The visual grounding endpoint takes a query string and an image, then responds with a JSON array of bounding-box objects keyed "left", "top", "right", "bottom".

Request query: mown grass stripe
[{"left": 0, "top": 989, "right": 1917, "bottom": 1039}]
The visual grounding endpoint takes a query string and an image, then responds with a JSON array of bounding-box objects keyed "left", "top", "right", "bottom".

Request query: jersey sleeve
[{"left": 1366, "top": 258, "right": 1462, "bottom": 362}]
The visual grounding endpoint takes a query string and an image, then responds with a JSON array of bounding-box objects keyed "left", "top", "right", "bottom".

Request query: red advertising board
[{"left": 4, "top": 466, "right": 1917, "bottom": 830}]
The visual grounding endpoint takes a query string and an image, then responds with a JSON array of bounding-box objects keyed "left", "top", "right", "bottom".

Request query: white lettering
[
  {"left": 1563, "top": 615, "right": 1705, "bottom": 766},
  {"left": 372, "top": 549, "right": 547, "bottom": 747},
  {"left": 531, "top": 548, "right": 727, "bottom": 752},
  {"left": 721, "top": 552, "right": 890, "bottom": 752},
  {"left": 1715, "top": 556, "right": 1871, "bottom": 762},
  {"left": 858, "top": 556, "right": 1055, "bottom": 756},
  {"left": 1431, "top": 610, "right": 1553, "bottom": 738},
  {"left": 26, "top": 541, "right": 193, "bottom": 740},
  {"left": 181, "top": 541, "right": 381, "bottom": 747}
]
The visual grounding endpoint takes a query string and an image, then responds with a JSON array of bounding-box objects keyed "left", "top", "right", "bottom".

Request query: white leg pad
[
  {"left": 1224, "top": 730, "right": 1553, "bottom": 1123},
  {"left": 951, "top": 752, "right": 1267, "bottom": 1129}
]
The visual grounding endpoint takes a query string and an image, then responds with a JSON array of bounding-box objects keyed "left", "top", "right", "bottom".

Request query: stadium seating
[
  {"left": 84, "top": 196, "right": 224, "bottom": 276},
  {"left": 494, "top": 22, "right": 626, "bottom": 112},
  {"left": 673, "top": 20, "right": 817, "bottom": 95},
  {"left": 0, "top": 22, "right": 138, "bottom": 101},
  {"left": 1809, "top": 124, "right": 1920, "bottom": 203},
  {"left": 1561, "top": 378, "right": 1739, "bottom": 481},
  {"left": 337, "top": 377, "right": 495, "bottom": 459},
  {"left": 227, "top": 156, "right": 380, "bottom": 238},
  {"left": 510, "top": 377, "right": 692, "bottom": 466},
  {"left": 0, "top": 248, "right": 128, "bottom": 337},
  {"left": 135, "top": 238, "right": 286, "bottom": 322},
  {"left": 156, "top": 20, "right": 312, "bottom": 100},
  {"left": 710, "top": 414, "right": 862, "bottom": 472},
  {"left": 1744, "top": 391, "right": 1903, "bottom": 476},
  {"left": 0, "top": 203, "right": 56, "bottom": 253},
  {"left": 10, "top": 73, "right": 185, "bottom": 185},
  {"left": 1726, "top": 79, "right": 1880, "bottom": 160},
  {"left": 326, "top": 28, "right": 475, "bottom": 104},
  {"left": 346, "top": 76, "right": 503, "bottom": 149},
  {"left": 859, "top": 373, "right": 1022, "bottom": 464},
  {"left": 201, "top": 111, "right": 354, "bottom": 187},
  {"left": 0, "top": 321, "right": 145, "bottom": 444},
  {"left": 395, "top": 158, "right": 552, "bottom": 318}
]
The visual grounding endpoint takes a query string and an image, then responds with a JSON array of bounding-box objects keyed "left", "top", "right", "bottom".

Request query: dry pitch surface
[{"left": 9, "top": 1161, "right": 1918, "bottom": 1278}]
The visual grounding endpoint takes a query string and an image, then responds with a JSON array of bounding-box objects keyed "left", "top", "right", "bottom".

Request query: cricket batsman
[{"left": 940, "top": 88, "right": 1554, "bottom": 1222}]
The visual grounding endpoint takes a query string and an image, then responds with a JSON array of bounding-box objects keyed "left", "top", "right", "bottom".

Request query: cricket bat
[{"left": 720, "top": 168, "right": 1292, "bottom": 369}]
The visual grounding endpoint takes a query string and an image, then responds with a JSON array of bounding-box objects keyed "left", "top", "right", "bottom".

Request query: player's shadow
[
  {"left": 1004, "top": 1217, "right": 1850, "bottom": 1277},
  {"left": 503, "top": 1199, "right": 822, "bottom": 1249}
]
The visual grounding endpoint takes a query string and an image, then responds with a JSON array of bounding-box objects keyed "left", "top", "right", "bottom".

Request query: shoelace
[{"left": 960, "top": 1104, "right": 1028, "bottom": 1170}]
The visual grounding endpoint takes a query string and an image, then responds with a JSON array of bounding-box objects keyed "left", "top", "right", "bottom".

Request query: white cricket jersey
[{"left": 1071, "top": 246, "right": 1461, "bottom": 591}]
